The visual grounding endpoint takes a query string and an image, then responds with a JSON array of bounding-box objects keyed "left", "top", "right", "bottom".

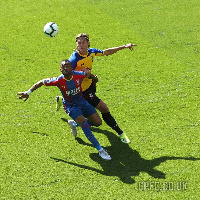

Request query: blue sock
[{"left": 82, "top": 122, "right": 102, "bottom": 151}]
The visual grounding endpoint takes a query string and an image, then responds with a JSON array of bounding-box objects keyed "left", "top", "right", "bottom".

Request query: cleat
[
  {"left": 119, "top": 132, "right": 130, "bottom": 144},
  {"left": 56, "top": 96, "right": 63, "bottom": 111},
  {"left": 99, "top": 148, "right": 112, "bottom": 160},
  {"left": 68, "top": 120, "right": 77, "bottom": 137}
]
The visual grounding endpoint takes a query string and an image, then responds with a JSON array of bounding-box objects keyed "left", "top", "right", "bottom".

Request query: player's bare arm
[
  {"left": 81, "top": 68, "right": 91, "bottom": 75},
  {"left": 88, "top": 74, "right": 98, "bottom": 83},
  {"left": 81, "top": 68, "right": 98, "bottom": 83},
  {"left": 17, "top": 80, "right": 44, "bottom": 102},
  {"left": 103, "top": 43, "right": 138, "bottom": 56}
]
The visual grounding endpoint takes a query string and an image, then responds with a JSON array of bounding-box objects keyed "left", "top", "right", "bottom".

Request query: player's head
[
  {"left": 60, "top": 59, "right": 73, "bottom": 76},
  {"left": 76, "top": 33, "right": 90, "bottom": 43},
  {"left": 75, "top": 33, "right": 90, "bottom": 52}
]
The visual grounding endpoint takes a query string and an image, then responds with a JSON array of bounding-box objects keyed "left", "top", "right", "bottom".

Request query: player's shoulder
[
  {"left": 69, "top": 51, "right": 82, "bottom": 68},
  {"left": 88, "top": 48, "right": 103, "bottom": 55},
  {"left": 49, "top": 74, "right": 64, "bottom": 82},
  {"left": 70, "top": 50, "right": 78, "bottom": 56},
  {"left": 88, "top": 47, "right": 102, "bottom": 52},
  {"left": 69, "top": 50, "right": 80, "bottom": 59},
  {"left": 44, "top": 74, "right": 64, "bottom": 84},
  {"left": 57, "top": 74, "right": 65, "bottom": 80},
  {"left": 72, "top": 71, "right": 86, "bottom": 76}
]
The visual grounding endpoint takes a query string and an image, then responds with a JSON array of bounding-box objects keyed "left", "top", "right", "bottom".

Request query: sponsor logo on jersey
[{"left": 66, "top": 87, "right": 81, "bottom": 96}]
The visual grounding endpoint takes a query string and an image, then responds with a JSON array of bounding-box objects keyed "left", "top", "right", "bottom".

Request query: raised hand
[{"left": 124, "top": 43, "right": 138, "bottom": 51}]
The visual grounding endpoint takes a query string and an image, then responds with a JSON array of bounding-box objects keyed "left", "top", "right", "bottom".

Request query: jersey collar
[
  {"left": 77, "top": 49, "right": 89, "bottom": 57},
  {"left": 65, "top": 77, "right": 73, "bottom": 81}
]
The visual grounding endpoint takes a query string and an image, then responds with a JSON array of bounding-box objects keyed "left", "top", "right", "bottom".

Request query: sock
[
  {"left": 119, "top": 132, "right": 124, "bottom": 137},
  {"left": 82, "top": 122, "right": 102, "bottom": 151},
  {"left": 102, "top": 112, "right": 123, "bottom": 135}
]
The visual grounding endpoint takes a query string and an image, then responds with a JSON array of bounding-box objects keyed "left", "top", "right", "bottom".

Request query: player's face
[
  {"left": 76, "top": 37, "right": 89, "bottom": 54},
  {"left": 60, "top": 63, "right": 72, "bottom": 76}
]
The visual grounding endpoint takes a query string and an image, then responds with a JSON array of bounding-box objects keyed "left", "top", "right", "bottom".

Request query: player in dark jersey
[
  {"left": 17, "top": 59, "right": 111, "bottom": 160},
  {"left": 63, "top": 33, "right": 137, "bottom": 144}
]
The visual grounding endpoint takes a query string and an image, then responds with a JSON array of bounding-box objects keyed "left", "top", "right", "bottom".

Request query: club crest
[{"left": 76, "top": 79, "right": 80, "bottom": 85}]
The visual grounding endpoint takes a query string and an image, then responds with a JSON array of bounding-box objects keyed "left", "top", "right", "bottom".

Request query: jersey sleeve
[
  {"left": 43, "top": 77, "right": 59, "bottom": 86},
  {"left": 69, "top": 51, "right": 79, "bottom": 69},
  {"left": 92, "top": 48, "right": 104, "bottom": 56},
  {"left": 72, "top": 71, "right": 87, "bottom": 81}
]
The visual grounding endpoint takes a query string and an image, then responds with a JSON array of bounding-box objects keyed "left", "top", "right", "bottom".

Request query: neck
[
  {"left": 79, "top": 49, "right": 88, "bottom": 56},
  {"left": 64, "top": 74, "right": 73, "bottom": 80}
]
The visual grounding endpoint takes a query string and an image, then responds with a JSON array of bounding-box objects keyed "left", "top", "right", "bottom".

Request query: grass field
[{"left": 1, "top": 0, "right": 200, "bottom": 199}]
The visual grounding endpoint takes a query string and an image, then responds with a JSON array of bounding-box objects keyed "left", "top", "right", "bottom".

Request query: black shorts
[{"left": 82, "top": 81, "right": 101, "bottom": 108}]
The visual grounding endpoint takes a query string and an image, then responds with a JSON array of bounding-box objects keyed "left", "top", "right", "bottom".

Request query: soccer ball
[{"left": 44, "top": 22, "right": 59, "bottom": 37}]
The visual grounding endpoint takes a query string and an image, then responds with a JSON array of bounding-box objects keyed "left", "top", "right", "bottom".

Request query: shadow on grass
[
  {"left": 32, "top": 131, "right": 49, "bottom": 136},
  {"left": 61, "top": 118, "right": 68, "bottom": 123},
  {"left": 51, "top": 127, "right": 200, "bottom": 184}
]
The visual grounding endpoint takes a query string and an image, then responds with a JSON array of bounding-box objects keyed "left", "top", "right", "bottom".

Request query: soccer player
[
  {"left": 58, "top": 33, "right": 137, "bottom": 143},
  {"left": 17, "top": 59, "right": 111, "bottom": 160}
]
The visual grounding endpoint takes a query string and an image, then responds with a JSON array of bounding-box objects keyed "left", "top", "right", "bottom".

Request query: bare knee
[
  {"left": 96, "top": 100, "right": 109, "bottom": 113},
  {"left": 75, "top": 115, "right": 87, "bottom": 127},
  {"left": 88, "top": 113, "right": 102, "bottom": 127},
  {"left": 95, "top": 117, "right": 102, "bottom": 127}
]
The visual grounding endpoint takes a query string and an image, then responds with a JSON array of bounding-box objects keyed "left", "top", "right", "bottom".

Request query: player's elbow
[
  {"left": 103, "top": 50, "right": 110, "bottom": 56},
  {"left": 94, "top": 75, "right": 98, "bottom": 83}
]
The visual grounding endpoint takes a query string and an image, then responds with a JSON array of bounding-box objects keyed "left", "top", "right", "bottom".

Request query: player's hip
[{"left": 63, "top": 98, "right": 96, "bottom": 119}]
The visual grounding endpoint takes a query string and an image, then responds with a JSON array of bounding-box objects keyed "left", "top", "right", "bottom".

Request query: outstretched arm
[
  {"left": 103, "top": 43, "right": 138, "bottom": 56},
  {"left": 17, "top": 80, "right": 44, "bottom": 102}
]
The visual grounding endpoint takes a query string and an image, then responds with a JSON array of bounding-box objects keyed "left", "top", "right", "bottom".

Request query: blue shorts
[{"left": 63, "top": 98, "right": 97, "bottom": 121}]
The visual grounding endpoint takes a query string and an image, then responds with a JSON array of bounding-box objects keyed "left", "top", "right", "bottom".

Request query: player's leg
[
  {"left": 80, "top": 102, "right": 111, "bottom": 160},
  {"left": 63, "top": 103, "right": 78, "bottom": 136},
  {"left": 82, "top": 82, "right": 123, "bottom": 134},
  {"left": 74, "top": 114, "right": 111, "bottom": 160},
  {"left": 96, "top": 100, "right": 130, "bottom": 143},
  {"left": 87, "top": 113, "right": 102, "bottom": 127},
  {"left": 96, "top": 100, "right": 123, "bottom": 134},
  {"left": 81, "top": 97, "right": 102, "bottom": 127},
  {"left": 80, "top": 117, "right": 111, "bottom": 160},
  {"left": 56, "top": 96, "right": 63, "bottom": 111},
  {"left": 84, "top": 91, "right": 130, "bottom": 143},
  {"left": 83, "top": 83, "right": 130, "bottom": 143}
]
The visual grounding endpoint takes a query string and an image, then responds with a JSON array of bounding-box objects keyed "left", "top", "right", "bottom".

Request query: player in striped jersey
[
  {"left": 17, "top": 59, "right": 111, "bottom": 160},
  {"left": 60, "top": 33, "right": 137, "bottom": 144}
]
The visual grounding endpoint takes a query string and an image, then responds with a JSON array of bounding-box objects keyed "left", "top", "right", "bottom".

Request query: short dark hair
[{"left": 60, "top": 59, "right": 72, "bottom": 67}]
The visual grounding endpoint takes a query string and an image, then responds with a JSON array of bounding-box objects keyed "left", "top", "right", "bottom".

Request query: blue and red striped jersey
[{"left": 43, "top": 71, "right": 87, "bottom": 105}]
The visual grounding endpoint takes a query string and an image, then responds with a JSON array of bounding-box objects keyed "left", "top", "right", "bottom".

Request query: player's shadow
[{"left": 51, "top": 127, "right": 200, "bottom": 184}]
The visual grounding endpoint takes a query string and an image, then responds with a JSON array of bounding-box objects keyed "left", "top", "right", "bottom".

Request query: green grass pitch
[{"left": 1, "top": 0, "right": 200, "bottom": 199}]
